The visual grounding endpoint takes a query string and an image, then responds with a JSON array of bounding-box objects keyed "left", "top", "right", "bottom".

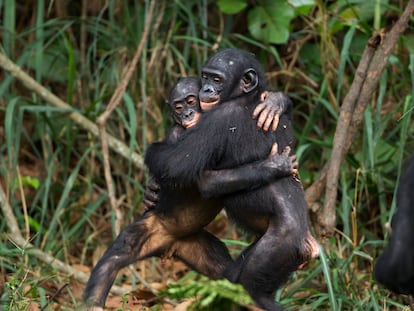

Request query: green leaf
[
  {"left": 337, "top": 0, "right": 389, "bottom": 23},
  {"left": 289, "top": 0, "right": 315, "bottom": 6},
  {"left": 217, "top": 0, "right": 248, "bottom": 14},
  {"left": 247, "top": 1, "right": 294, "bottom": 44},
  {"left": 12, "top": 176, "right": 40, "bottom": 190},
  {"left": 289, "top": 0, "right": 315, "bottom": 14}
]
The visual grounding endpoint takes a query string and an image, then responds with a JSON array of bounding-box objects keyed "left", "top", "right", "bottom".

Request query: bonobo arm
[
  {"left": 142, "top": 125, "right": 184, "bottom": 209},
  {"left": 198, "top": 144, "right": 297, "bottom": 198},
  {"left": 253, "top": 91, "right": 293, "bottom": 132},
  {"left": 145, "top": 105, "right": 232, "bottom": 186},
  {"left": 143, "top": 143, "right": 298, "bottom": 206},
  {"left": 145, "top": 98, "right": 289, "bottom": 187}
]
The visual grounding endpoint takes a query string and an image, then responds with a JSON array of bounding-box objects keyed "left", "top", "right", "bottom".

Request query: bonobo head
[
  {"left": 167, "top": 77, "right": 201, "bottom": 128},
  {"left": 199, "top": 48, "right": 267, "bottom": 111}
]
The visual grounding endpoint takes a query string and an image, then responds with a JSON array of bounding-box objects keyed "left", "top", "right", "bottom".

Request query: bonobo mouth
[
  {"left": 182, "top": 112, "right": 201, "bottom": 128},
  {"left": 200, "top": 100, "right": 219, "bottom": 111}
]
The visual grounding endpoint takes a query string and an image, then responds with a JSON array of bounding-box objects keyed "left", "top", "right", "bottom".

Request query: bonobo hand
[
  {"left": 263, "top": 143, "right": 298, "bottom": 177},
  {"left": 143, "top": 177, "right": 160, "bottom": 209},
  {"left": 253, "top": 91, "right": 290, "bottom": 132}
]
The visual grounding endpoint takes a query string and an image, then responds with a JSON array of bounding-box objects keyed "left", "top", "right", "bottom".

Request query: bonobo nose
[
  {"left": 184, "top": 110, "right": 194, "bottom": 118},
  {"left": 202, "top": 84, "right": 214, "bottom": 93}
]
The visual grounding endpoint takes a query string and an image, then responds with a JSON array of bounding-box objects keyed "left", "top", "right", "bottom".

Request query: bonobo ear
[{"left": 242, "top": 68, "right": 258, "bottom": 93}]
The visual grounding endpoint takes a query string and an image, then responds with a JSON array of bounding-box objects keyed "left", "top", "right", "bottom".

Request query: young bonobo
[
  {"left": 146, "top": 48, "right": 319, "bottom": 311},
  {"left": 374, "top": 153, "right": 414, "bottom": 296},
  {"left": 83, "top": 76, "right": 296, "bottom": 309}
]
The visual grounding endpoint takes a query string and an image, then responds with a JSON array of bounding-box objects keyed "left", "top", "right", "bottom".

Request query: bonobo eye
[
  {"left": 213, "top": 76, "right": 221, "bottom": 83},
  {"left": 186, "top": 96, "right": 197, "bottom": 106},
  {"left": 174, "top": 103, "right": 184, "bottom": 113},
  {"left": 202, "top": 73, "right": 208, "bottom": 80}
]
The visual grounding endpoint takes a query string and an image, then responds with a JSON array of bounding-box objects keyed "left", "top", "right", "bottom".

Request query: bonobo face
[
  {"left": 199, "top": 48, "right": 264, "bottom": 111},
  {"left": 199, "top": 68, "right": 226, "bottom": 111},
  {"left": 168, "top": 77, "right": 201, "bottom": 128}
]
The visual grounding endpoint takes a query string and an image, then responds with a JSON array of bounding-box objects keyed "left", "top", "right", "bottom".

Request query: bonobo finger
[
  {"left": 143, "top": 199, "right": 156, "bottom": 210},
  {"left": 143, "top": 188, "right": 159, "bottom": 210},
  {"left": 147, "top": 179, "right": 160, "bottom": 191},
  {"left": 263, "top": 111, "right": 275, "bottom": 132},
  {"left": 292, "top": 160, "right": 299, "bottom": 170},
  {"left": 282, "top": 146, "right": 291, "bottom": 156},
  {"left": 145, "top": 190, "right": 158, "bottom": 201},
  {"left": 256, "top": 110, "right": 269, "bottom": 130},
  {"left": 292, "top": 168, "right": 299, "bottom": 175},
  {"left": 252, "top": 102, "right": 265, "bottom": 119},
  {"left": 272, "top": 114, "right": 280, "bottom": 132},
  {"left": 269, "top": 143, "right": 279, "bottom": 156}
]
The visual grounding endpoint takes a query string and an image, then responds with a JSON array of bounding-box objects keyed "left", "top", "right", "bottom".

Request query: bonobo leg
[
  {"left": 226, "top": 217, "right": 303, "bottom": 311},
  {"left": 84, "top": 211, "right": 233, "bottom": 307},
  {"left": 224, "top": 179, "right": 317, "bottom": 311},
  {"left": 173, "top": 230, "right": 234, "bottom": 279},
  {"left": 84, "top": 212, "right": 174, "bottom": 307}
]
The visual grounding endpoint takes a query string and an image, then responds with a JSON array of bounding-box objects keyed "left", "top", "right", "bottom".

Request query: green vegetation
[{"left": 0, "top": 0, "right": 413, "bottom": 310}]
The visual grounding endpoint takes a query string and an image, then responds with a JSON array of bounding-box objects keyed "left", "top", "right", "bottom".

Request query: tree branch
[
  {"left": 0, "top": 52, "right": 145, "bottom": 171},
  {"left": 97, "top": 0, "right": 155, "bottom": 235},
  {"left": 311, "top": 0, "right": 414, "bottom": 238}
]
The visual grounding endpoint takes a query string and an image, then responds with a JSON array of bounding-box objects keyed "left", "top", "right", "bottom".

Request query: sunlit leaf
[
  {"left": 338, "top": 0, "right": 389, "bottom": 23},
  {"left": 289, "top": 0, "right": 315, "bottom": 5},
  {"left": 12, "top": 176, "right": 40, "bottom": 190},
  {"left": 289, "top": 0, "right": 315, "bottom": 14}
]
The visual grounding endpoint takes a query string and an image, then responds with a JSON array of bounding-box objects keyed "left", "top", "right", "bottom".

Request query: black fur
[
  {"left": 374, "top": 154, "right": 414, "bottom": 295},
  {"left": 145, "top": 48, "right": 314, "bottom": 311},
  {"left": 84, "top": 67, "right": 296, "bottom": 309}
]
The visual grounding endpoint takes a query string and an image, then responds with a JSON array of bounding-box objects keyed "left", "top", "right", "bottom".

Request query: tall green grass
[{"left": 0, "top": 1, "right": 413, "bottom": 310}]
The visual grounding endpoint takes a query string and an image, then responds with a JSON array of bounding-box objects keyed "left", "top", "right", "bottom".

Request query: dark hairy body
[
  {"left": 146, "top": 48, "right": 318, "bottom": 311},
  {"left": 83, "top": 74, "right": 295, "bottom": 309}
]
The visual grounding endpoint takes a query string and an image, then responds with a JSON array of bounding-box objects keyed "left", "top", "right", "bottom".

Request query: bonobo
[
  {"left": 146, "top": 48, "right": 319, "bottom": 311},
  {"left": 374, "top": 153, "right": 414, "bottom": 296},
  {"left": 144, "top": 76, "right": 296, "bottom": 207},
  {"left": 83, "top": 76, "right": 296, "bottom": 309}
]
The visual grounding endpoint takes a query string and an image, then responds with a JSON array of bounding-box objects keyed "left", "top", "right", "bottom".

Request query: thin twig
[
  {"left": 97, "top": 0, "right": 155, "bottom": 235},
  {"left": 40, "top": 283, "right": 69, "bottom": 311},
  {"left": 0, "top": 52, "right": 145, "bottom": 170},
  {"left": 0, "top": 181, "right": 127, "bottom": 296}
]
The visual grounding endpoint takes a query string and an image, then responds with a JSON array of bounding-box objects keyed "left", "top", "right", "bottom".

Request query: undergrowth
[{"left": 0, "top": 0, "right": 413, "bottom": 310}]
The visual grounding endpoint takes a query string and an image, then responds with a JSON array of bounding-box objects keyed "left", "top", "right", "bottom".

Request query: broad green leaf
[
  {"left": 217, "top": 0, "right": 248, "bottom": 14},
  {"left": 247, "top": 1, "right": 294, "bottom": 44}
]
